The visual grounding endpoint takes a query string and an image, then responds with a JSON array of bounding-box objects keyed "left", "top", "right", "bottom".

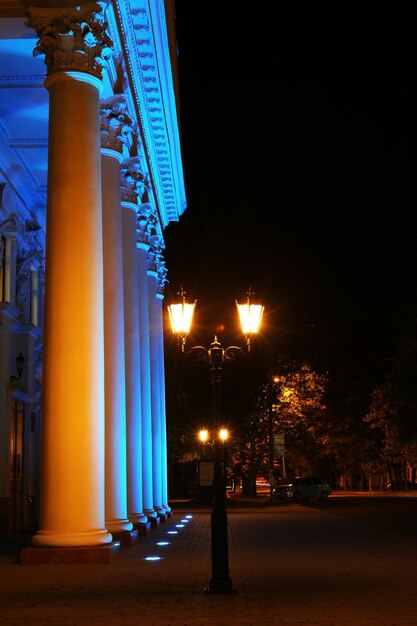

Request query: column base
[
  {"left": 158, "top": 513, "right": 166, "bottom": 523},
  {"left": 20, "top": 540, "right": 121, "bottom": 565},
  {"left": 148, "top": 516, "right": 160, "bottom": 529},
  {"left": 134, "top": 521, "right": 152, "bottom": 535},
  {"left": 111, "top": 529, "right": 139, "bottom": 547}
]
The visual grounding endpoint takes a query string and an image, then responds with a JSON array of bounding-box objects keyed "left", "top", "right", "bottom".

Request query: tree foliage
[{"left": 227, "top": 355, "right": 329, "bottom": 494}]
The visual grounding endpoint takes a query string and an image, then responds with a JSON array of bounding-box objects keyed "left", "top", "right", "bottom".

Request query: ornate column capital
[
  {"left": 0, "top": 212, "right": 18, "bottom": 237},
  {"left": 136, "top": 203, "right": 156, "bottom": 248},
  {"left": 148, "top": 234, "right": 167, "bottom": 292},
  {"left": 120, "top": 157, "right": 149, "bottom": 205},
  {"left": 156, "top": 258, "right": 168, "bottom": 295},
  {"left": 26, "top": 1, "right": 113, "bottom": 80},
  {"left": 100, "top": 95, "right": 135, "bottom": 154}
]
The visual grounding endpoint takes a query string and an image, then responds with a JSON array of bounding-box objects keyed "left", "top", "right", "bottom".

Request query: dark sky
[{"left": 163, "top": 3, "right": 417, "bottom": 381}]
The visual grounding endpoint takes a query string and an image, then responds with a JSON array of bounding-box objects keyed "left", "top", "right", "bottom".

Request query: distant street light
[
  {"left": 199, "top": 429, "right": 209, "bottom": 443},
  {"left": 168, "top": 287, "right": 264, "bottom": 594}
]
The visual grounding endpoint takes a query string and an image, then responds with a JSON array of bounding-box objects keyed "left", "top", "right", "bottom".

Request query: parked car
[{"left": 273, "top": 477, "right": 332, "bottom": 502}]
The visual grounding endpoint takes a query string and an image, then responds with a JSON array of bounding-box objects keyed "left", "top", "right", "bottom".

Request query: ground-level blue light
[
  {"left": 185, "top": 515, "right": 192, "bottom": 519},
  {"left": 144, "top": 556, "right": 162, "bottom": 561},
  {"left": 180, "top": 519, "right": 189, "bottom": 523},
  {"left": 156, "top": 541, "right": 170, "bottom": 546},
  {"left": 175, "top": 524, "right": 185, "bottom": 528},
  {"left": 167, "top": 530, "right": 178, "bottom": 535}
]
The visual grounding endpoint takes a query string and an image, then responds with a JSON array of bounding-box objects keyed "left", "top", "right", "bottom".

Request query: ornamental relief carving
[
  {"left": 100, "top": 95, "right": 135, "bottom": 154},
  {"left": 27, "top": 2, "right": 113, "bottom": 79}
]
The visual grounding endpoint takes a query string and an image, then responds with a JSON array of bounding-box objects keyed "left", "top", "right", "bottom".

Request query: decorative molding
[
  {"left": 112, "top": 0, "right": 185, "bottom": 228},
  {"left": 0, "top": 75, "right": 45, "bottom": 85}
]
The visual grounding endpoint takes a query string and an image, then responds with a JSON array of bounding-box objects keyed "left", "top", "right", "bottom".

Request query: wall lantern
[{"left": 10, "top": 352, "right": 25, "bottom": 382}]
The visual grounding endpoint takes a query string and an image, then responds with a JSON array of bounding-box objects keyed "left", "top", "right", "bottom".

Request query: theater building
[{"left": 0, "top": 0, "right": 186, "bottom": 561}]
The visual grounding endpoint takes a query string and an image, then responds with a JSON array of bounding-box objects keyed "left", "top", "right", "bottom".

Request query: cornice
[{"left": 110, "top": 0, "right": 186, "bottom": 229}]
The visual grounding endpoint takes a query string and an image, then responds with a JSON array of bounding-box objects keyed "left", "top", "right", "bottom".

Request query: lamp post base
[
  {"left": 204, "top": 571, "right": 236, "bottom": 594},
  {"left": 205, "top": 481, "right": 236, "bottom": 594}
]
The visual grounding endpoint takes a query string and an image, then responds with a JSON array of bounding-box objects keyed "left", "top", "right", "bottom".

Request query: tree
[
  {"left": 362, "top": 297, "right": 417, "bottom": 490},
  {"left": 227, "top": 355, "right": 328, "bottom": 495}
]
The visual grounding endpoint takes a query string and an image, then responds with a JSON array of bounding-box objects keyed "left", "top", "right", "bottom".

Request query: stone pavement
[{"left": 1, "top": 493, "right": 417, "bottom": 626}]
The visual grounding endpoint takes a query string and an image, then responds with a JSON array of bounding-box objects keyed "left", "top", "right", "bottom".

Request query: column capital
[
  {"left": 26, "top": 1, "right": 113, "bottom": 80},
  {"left": 148, "top": 235, "right": 167, "bottom": 292},
  {"left": 120, "top": 157, "right": 149, "bottom": 205},
  {"left": 0, "top": 211, "right": 18, "bottom": 237},
  {"left": 156, "top": 260, "right": 168, "bottom": 294},
  {"left": 136, "top": 203, "right": 156, "bottom": 248},
  {"left": 100, "top": 94, "right": 136, "bottom": 154}
]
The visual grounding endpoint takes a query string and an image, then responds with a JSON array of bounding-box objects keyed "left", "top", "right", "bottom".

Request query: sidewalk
[
  {"left": 0, "top": 492, "right": 417, "bottom": 626},
  {"left": 1, "top": 492, "right": 417, "bottom": 625}
]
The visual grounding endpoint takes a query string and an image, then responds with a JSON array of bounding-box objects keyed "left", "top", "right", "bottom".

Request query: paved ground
[{"left": 1, "top": 492, "right": 417, "bottom": 626}]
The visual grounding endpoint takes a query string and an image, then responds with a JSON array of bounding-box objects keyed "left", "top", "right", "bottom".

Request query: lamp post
[
  {"left": 168, "top": 287, "right": 264, "bottom": 594},
  {"left": 268, "top": 375, "right": 280, "bottom": 499}
]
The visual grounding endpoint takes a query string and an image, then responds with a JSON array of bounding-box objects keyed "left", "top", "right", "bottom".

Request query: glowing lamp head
[
  {"left": 168, "top": 299, "right": 196, "bottom": 334},
  {"left": 236, "top": 288, "right": 264, "bottom": 349},
  {"left": 167, "top": 287, "right": 196, "bottom": 350},
  {"left": 219, "top": 428, "right": 229, "bottom": 441},
  {"left": 236, "top": 302, "right": 264, "bottom": 333},
  {"left": 199, "top": 429, "right": 209, "bottom": 443}
]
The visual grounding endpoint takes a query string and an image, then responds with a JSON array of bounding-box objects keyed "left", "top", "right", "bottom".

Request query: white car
[{"left": 273, "top": 477, "right": 332, "bottom": 502}]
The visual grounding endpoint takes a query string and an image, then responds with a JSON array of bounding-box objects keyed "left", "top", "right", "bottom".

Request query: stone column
[
  {"left": 148, "top": 242, "right": 164, "bottom": 515},
  {"left": 100, "top": 95, "right": 133, "bottom": 536},
  {"left": 121, "top": 158, "right": 148, "bottom": 528},
  {"left": 155, "top": 254, "right": 171, "bottom": 514},
  {"left": 136, "top": 205, "right": 157, "bottom": 521},
  {"left": 27, "top": 4, "right": 113, "bottom": 549}
]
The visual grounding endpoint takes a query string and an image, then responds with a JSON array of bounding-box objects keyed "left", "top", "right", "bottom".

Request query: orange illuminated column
[
  {"left": 147, "top": 242, "right": 165, "bottom": 516},
  {"left": 155, "top": 257, "right": 171, "bottom": 514},
  {"left": 27, "top": 5, "right": 113, "bottom": 547},
  {"left": 120, "top": 158, "right": 148, "bottom": 528},
  {"left": 100, "top": 96, "right": 133, "bottom": 535},
  {"left": 136, "top": 206, "right": 157, "bottom": 521}
]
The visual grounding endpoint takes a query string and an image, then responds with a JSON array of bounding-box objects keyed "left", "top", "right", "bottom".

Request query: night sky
[{"left": 163, "top": 3, "right": 417, "bottom": 384}]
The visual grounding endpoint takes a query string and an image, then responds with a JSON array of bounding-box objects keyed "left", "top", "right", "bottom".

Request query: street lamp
[
  {"left": 168, "top": 287, "right": 264, "bottom": 594},
  {"left": 199, "top": 428, "right": 229, "bottom": 444},
  {"left": 197, "top": 427, "right": 229, "bottom": 495}
]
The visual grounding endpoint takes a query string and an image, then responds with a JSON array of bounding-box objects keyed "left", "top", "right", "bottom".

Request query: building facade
[{"left": 0, "top": 0, "right": 186, "bottom": 559}]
